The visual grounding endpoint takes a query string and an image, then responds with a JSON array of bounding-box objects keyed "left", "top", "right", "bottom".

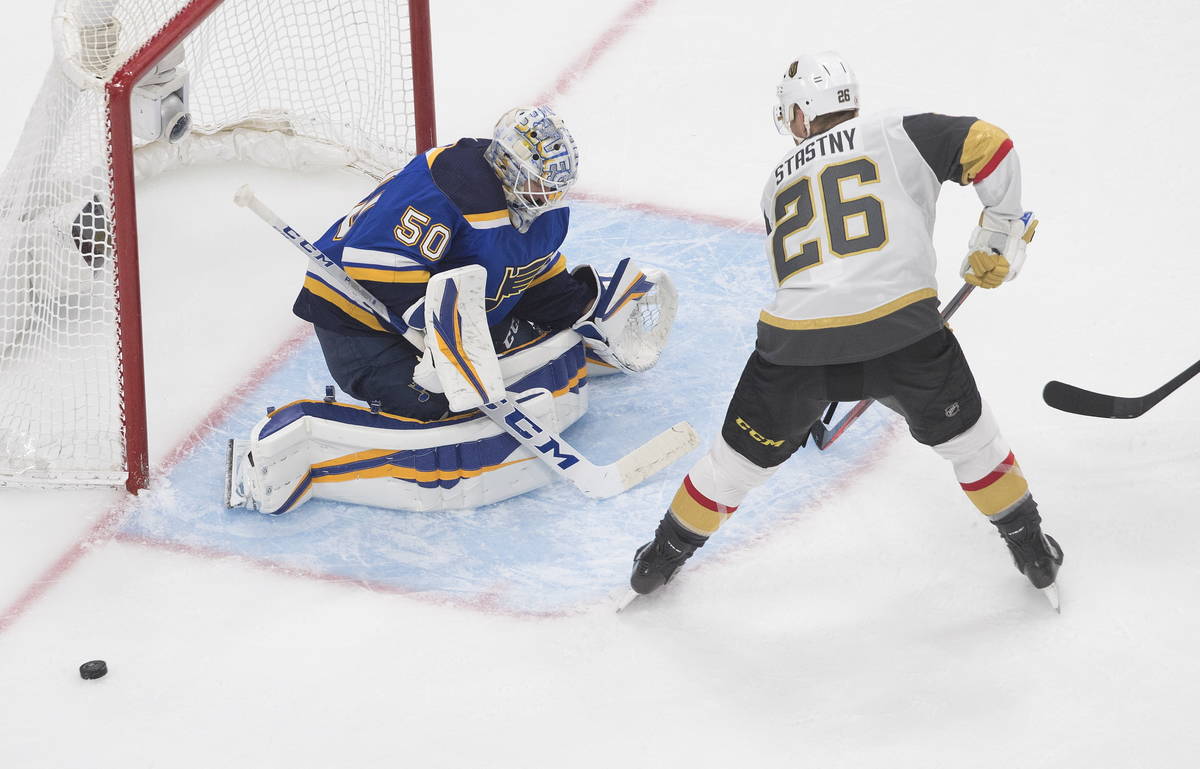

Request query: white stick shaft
[
  {"left": 234, "top": 184, "right": 423, "bottom": 348},
  {"left": 483, "top": 397, "right": 698, "bottom": 498},
  {"left": 482, "top": 396, "right": 610, "bottom": 495}
]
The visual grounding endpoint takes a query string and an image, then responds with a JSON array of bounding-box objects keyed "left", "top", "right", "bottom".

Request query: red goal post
[{"left": 0, "top": 0, "right": 436, "bottom": 493}]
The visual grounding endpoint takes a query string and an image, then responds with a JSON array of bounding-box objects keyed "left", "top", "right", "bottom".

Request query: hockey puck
[{"left": 79, "top": 660, "right": 107, "bottom": 680}]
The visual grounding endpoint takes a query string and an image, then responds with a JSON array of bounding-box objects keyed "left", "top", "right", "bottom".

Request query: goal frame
[{"left": 98, "top": 0, "right": 436, "bottom": 493}]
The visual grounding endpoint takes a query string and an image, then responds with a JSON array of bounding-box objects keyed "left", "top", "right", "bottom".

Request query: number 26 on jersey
[{"left": 770, "top": 156, "right": 889, "bottom": 284}]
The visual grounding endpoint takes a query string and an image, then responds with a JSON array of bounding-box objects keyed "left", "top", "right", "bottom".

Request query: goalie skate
[{"left": 224, "top": 439, "right": 258, "bottom": 510}]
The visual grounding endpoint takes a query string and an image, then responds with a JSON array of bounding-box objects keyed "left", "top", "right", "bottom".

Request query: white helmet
[
  {"left": 484, "top": 105, "right": 580, "bottom": 232},
  {"left": 773, "top": 51, "right": 859, "bottom": 137}
]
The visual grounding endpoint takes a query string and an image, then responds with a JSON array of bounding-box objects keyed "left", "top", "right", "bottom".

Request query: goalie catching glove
[
  {"left": 960, "top": 210, "right": 1038, "bottom": 289},
  {"left": 570, "top": 257, "right": 678, "bottom": 373},
  {"left": 413, "top": 258, "right": 678, "bottom": 407}
]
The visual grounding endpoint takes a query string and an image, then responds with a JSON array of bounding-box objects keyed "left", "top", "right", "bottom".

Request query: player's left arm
[
  {"left": 963, "top": 140, "right": 1037, "bottom": 288},
  {"left": 903, "top": 113, "right": 1037, "bottom": 288}
]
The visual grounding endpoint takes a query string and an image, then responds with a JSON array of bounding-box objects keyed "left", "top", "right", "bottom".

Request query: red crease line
[{"left": 0, "top": 324, "right": 312, "bottom": 634}]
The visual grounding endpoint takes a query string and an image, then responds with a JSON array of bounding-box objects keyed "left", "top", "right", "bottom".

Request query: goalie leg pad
[
  {"left": 230, "top": 335, "right": 589, "bottom": 514},
  {"left": 930, "top": 401, "right": 1031, "bottom": 518},
  {"left": 239, "top": 390, "right": 581, "bottom": 514}
]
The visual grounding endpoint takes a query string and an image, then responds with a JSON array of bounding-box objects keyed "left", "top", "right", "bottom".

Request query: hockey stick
[
  {"left": 480, "top": 398, "right": 700, "bottom": 498},
  {"left": 234, "top": 185, "right": 700, "bottom": 498},
  {"left": 810, "top": 282, "right": 976, "bottom": 450},
  {"left": 1043, "top": 357, "right": 1200, "bottom": 419},
  {"left": 232, "top": 185, "right": 425, "bottom": 349}
]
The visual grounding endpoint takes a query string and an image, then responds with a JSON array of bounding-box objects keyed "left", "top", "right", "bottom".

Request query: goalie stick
[
  {"left": 1042, "top": 357, "right": 1200, "bottom": 419},
  {"left": 234, "top": 185, "right": 700, "bottom": 499},
  {"left": 480, "top": 398, "right": 700, "bottom": 498},
  {"left": 809, "top": 282, "right": 976, "bottom": 451},
  {"left": 233, "top": 185, "right": 426, "bottom": 350}
]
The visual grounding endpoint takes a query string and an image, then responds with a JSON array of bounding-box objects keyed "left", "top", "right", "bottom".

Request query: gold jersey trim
[
  {"left": 425, "top": 145, "right": 451, "bottom": 167},
  {"left": 759, "top": 288, "right": 937, "bottom": 331},
  {"left": 528, "top": 253, "right": 566, "bottom": 287},
  {"left": 959, "top": 120, "right": 1011, "bottom": 184},
  {"left": 464, "top": 209, "right": 511, "bottom": 230},
  {"left": 303, "top": 275, "right": 387, "bottom": 333},
  {"left": 344, "top": 267, "right": 432, "bottom": 284}
]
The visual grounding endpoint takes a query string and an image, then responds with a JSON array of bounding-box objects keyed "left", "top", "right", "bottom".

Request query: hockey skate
[
  {"left": 224, "top": 439, "right": 259, "bottom": 510},
  {"left": 629, "top": 516, "right": 707, "bottom": 595},
  {"left": 992, "top": 505, "right": 1063, "bottom": 611},
  {"left": 616, "top": 520, "right": 705, "bottom": 611}
]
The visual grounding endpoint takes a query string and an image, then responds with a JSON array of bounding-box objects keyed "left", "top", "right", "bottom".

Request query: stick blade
[
  {"left": 1042, "top": 381, "right": 1144, "bottom": 419},
  {"left": 580, "top": 421, "right": 699, "bottom": 499}
]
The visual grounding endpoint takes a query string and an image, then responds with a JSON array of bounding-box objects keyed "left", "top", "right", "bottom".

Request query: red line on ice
[
  {"left": 0, "top": 2, "right": 843, "bottom": 633},
  {"left": 0, "top": 184, "right": 764, "bottom": 631},
  {"left": 0, "top": 326, "right": 311, "bottom": 634},
  {"left": 110, "top": 531, "right": 571, "bottom": 619},
  {"left": 533, "top": 0, "right": 659, "bottom": 105},
  {"left": 0, "top": 6, "right": 675, "bottom": 636}
]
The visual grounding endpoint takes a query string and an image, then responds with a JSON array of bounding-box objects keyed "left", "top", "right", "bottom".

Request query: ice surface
[{"left": 3, "top": 1, "right": 1200, "bottom": 768}]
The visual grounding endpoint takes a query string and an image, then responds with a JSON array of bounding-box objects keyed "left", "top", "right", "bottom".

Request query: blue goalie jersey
[{"left": 293, "top": 138, "right": 587, "bottom": 341}]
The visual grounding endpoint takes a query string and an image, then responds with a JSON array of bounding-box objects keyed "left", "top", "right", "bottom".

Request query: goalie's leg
[
  {"left": 631, "top": 353, "right": 826, "bottom": 594},
  {"left": 313, "top": 325, "right": 449, "bottom": 420}
]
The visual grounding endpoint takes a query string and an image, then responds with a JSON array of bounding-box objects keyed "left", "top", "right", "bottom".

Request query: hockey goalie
[{"left": 225, "top": 105, "right": 682, "bottom": 515}]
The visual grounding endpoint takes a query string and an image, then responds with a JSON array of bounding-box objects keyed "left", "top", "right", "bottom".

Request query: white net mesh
[{"left": 0, "top": 0, "right": 423, "bottom": 486}]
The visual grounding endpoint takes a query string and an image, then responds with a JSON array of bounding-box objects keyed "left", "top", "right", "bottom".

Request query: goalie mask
[
  {"left": 485, "top": 106, "right": 579, "bottom": 233},
  {"left": 773, "top": 51, "right": 859, "bottom": 137}
]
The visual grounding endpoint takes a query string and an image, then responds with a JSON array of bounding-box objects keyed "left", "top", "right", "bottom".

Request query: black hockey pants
[{"left": 721, "top": 326, "right": 983, "bottom": 468}]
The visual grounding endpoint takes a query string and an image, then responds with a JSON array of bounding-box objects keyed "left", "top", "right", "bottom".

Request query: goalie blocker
[{"left": 226, "top": 258, "right": 686, "bottom": 514}]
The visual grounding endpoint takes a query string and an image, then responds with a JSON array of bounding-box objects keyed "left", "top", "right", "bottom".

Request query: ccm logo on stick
[{"left": 500, "top": 409, "right": 580, "bottom": 469}]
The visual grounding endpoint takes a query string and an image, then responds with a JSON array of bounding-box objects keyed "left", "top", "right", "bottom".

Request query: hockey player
[
  {"left": 227, "top": 105, "right": 681, "bottom": 515},
  {"left": 628, "top": 52, "right": 1063, "bottom": 604},
  {"left": 292, "top": 105, "right": 597, "bottom": 421}
]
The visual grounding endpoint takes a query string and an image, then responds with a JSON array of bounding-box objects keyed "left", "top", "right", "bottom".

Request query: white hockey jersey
[{"left": 756, "top": 110, "right": 1023, "bottom": 365}]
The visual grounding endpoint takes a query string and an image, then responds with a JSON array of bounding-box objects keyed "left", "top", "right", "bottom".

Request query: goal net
[{"left": 0, "top": 0, "right": 435, "bottom": 490}]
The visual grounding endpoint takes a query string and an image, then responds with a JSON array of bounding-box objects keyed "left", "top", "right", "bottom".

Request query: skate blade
[
  {"left": 611, "top": 587, "right": 640, "bottom": 613},
  {"left": 1040, "top": 583, "right": 1061, "bottom": 613},
  {"left": 224, "top": 439, "right": 252, "bottom": 509},
  {"left": 223, "top": 439, "right": 237, "bottom": 508}
]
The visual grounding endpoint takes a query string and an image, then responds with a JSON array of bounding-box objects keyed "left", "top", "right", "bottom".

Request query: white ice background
[{"left": 2, "top": 1, "right": 1200, "bottom": 767}]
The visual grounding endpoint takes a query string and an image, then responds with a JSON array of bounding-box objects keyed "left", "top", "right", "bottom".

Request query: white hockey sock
[
  {"left": 931, "top": 401, "right": 1030, "bottom": 517},
  {"left": 668, "top": 437, "right": 779, "bottom": 536}
]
